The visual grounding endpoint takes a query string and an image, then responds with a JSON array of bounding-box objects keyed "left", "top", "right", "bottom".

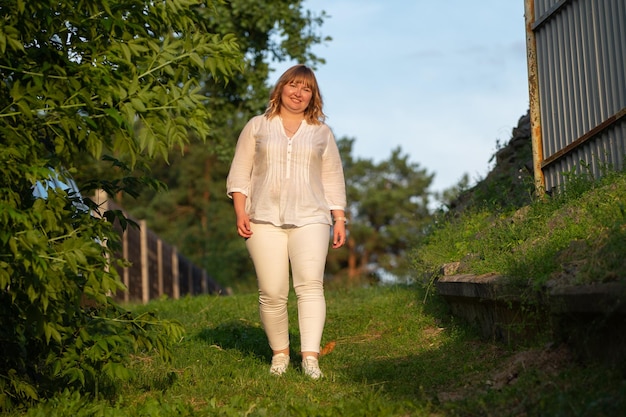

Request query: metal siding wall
[
  {"left": 531, "top": 0, "right": 626, "bottom": 191},
  {"left": 535, "top": 0, "right": 562, "bottom": 16}
]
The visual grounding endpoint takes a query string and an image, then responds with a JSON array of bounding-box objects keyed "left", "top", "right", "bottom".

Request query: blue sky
[{"left": 271, "top": 0, "right": 530, "bottom": 201}]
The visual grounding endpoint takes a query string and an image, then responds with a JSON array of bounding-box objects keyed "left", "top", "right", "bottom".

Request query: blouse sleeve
[
  {"left": 226, "top": 117, "right": 258, "bottom": 198},
  {"left": 321, "top": 128, "right": 347, "bottom": 210}
]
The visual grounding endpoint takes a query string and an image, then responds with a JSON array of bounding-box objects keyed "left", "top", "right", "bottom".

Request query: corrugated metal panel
[{"left": 527, "top": 0, "right": 626, "bottom": 192}]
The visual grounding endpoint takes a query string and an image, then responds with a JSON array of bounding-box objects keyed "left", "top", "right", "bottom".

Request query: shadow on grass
[
  {"left": 339, "top": 292, "right": 626, "bottom": 416},
  {"left": 356, "top": 344, "right": 626, "bottom": 415},
  {"left": 195, "top": 319, "right": 269, "bottom": 359},
  {"left": 195, "top": 319, "right": 304, "bottom": 366},
  {"left": 343, "top": 332, "right": 484, "bottom": 404}
]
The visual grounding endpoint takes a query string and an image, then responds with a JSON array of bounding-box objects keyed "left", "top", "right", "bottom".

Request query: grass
[
  {"left": 412, "top": 169, "right": 626, "bottom": 290},
  {"left": 10, "top": 284, "right": 626, "bottom": 417}
]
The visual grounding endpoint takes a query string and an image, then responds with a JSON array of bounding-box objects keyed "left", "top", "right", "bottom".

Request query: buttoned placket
[
  {"left": 286, "top": 136, "right": 293, "bottom": 179},
  {"left": 282, "top": 119, "right": 301, "bottom": 180}
]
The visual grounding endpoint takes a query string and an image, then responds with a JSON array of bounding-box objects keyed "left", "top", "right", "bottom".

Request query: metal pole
[{"left": 524, "top": 0, "right": 546, "bottom": 196}]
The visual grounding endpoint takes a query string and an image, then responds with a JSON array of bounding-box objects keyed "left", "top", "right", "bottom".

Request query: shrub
[{"left": 0, "top": 157, "right": 184, "bottom": 410}]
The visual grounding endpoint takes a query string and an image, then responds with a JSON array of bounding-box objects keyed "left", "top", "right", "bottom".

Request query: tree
[
  {"left": 329, "top": 138, "right": 434, "bottom": 283},
  {"left": 120, "top": 0, "right": 329, "bottom": 290},
  {"left": 0, "top": 0, "right": 242, "bottom": 408}
]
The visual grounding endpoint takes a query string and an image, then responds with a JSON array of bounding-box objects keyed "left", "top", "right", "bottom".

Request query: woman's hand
[
  {"left": 331, "top": 210, "right": 347, "bottom": 249},
  {"left": 332, "top": 220, "right": 346, "bottom": 248},
  {"left": 232, "top": 192, "right": 253, "bottom": 238},
  {"left": 236, "top": 213, "right": 253, "bottom": 238}
]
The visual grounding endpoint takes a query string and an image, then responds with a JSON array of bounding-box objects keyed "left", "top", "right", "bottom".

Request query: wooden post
[
  {"left": 188, "top": 261, "right": 193, "bottom": 296},
  {"left": 202, "top": 270, "right": 208, "bottom": 294},
  {"left": 172, "top": 247, "right": 179, "bottom": 299},
  {"left": 122, "top": 227, "right": 130, "bottom": 302},
  {"left": 140, "top": 220, "right": 149, "bottom": 304},
  {"left": 157, "top": 238, "right": 164, "bottom": 297}
]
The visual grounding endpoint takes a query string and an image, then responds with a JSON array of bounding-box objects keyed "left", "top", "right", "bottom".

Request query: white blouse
[{"left": 226, "top": 115, "right": 346, "bottom": 227}]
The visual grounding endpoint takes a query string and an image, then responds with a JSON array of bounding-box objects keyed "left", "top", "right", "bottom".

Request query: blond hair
[{"left": 264, "top": 64, "right": 326, "bottom": 124}]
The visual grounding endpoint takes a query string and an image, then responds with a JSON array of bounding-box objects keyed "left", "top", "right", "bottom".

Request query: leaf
[
  {"left": 8, "top": 370, "right": 39, "bottom": 401},
  {"left": 0, "top": 33, "right": 6, "bottom": 55},
  {"left": 102, "top": 361, "right": 133, "bottom": 381},
  {"left": 26, "top": 285, "right": 38, "bottom": 303},
  {"left": 131, "top": 97, "right": 146, "bottom": 112},
  {"left": 104, "top": 108, "right": 124, "bottom": 127},
  {"left": 128, "top": 76, "right": 139, "bottom": 96},
  {"left": 120, "top": 42, "right": 131, "bottom": 62},
  {"left": 43, "top": 321, "right": 62, "bottom": 344},
  {"left": 320, "top": 341, "right": 336, "bottom": 356},
  {"left": 86, "top": 131, "right": 103, "bottom": 158},
  {"left": 62, "top": 367, "right": 85, "bottom": 386},
  {"left": 189, "top": 52, "right": 204, "bottom": 69}
]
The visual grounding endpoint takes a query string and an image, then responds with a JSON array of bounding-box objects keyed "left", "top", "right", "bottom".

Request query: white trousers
[{"left": 246, "top": 222, "right": 330, "bottom": 353}]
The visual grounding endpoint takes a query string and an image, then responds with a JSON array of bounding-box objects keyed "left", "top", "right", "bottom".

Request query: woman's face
[{"left": 280, "top": 80, "right": 313, "bottom": 115}]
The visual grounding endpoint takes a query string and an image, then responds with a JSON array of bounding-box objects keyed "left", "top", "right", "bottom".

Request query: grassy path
[{"left": 13, "top": 284, "right": 626, "bottom": 416}]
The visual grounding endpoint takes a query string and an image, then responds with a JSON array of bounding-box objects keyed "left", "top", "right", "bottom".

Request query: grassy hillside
[
  {"left": 413, "top": 168, "right": 626, "bottom": 291},
  {"left": 416, "top": 109, "right": 625, "bottom": 292},
  {"left": 11, "top": 285, "right": 625, "bottom": 417}
]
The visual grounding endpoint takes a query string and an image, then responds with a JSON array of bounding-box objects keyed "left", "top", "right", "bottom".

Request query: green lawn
[{"left": 14, "top": 284, "right": 625, "bottom": 416}]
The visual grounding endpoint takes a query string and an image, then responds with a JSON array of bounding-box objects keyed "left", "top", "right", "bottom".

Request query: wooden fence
[{"left": 94, "top": 190, "right": 224, "bottom": 303}]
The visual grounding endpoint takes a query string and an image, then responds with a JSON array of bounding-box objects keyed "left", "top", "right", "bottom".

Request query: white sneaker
[
  {"left": 302, "top": 356, "right": 323, "bottom": 380},
  {"left": 270, "top": 353, "right": 289, "bottom": 376}
]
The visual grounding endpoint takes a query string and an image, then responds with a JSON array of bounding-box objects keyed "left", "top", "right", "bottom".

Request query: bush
[
  {"left": 0, "top": 156, "right": 184, "bottom": 410},
  {"left": 0, "top": 0, "right": 242, "bottom": 409}
]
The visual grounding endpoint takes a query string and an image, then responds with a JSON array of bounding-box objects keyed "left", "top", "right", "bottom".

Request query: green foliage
[
  {"left": 1, "top": 0, "right": 242, "bottom": 410},
  {"left": 1, "top": 0, "right": 243, "bottom": 169},
  {"left": 0, "top": 172, "right": 185, "bottom": 409},
  {"left": 17, "top": 389, "right": 200, "bottom": 417},
  {"left": 335, "top": 138, "right": 434, "bottom": 281}
]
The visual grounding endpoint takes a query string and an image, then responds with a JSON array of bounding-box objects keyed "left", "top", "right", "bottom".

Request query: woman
[{"left": 226, "top": 64, "right": 347, "bottom": 379}]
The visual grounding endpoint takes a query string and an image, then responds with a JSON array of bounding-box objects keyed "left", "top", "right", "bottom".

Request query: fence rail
[{"left": 94, "top": 190, "right": 224, "bottom": 303}]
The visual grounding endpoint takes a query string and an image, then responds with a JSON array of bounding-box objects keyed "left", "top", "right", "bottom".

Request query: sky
[{"left": 271, "top": 0, "right": 530, "bottom": 201}]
